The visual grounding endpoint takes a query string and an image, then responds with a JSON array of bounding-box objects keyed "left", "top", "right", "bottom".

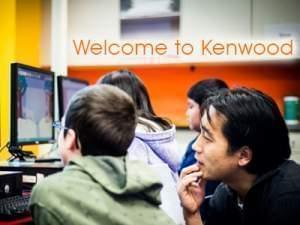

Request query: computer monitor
[
  {"left": 10, "top": 63, "right": 55, "bottom": 160},
  {"left": 57, "top": 76, "right": 89, "bottom": 119}
]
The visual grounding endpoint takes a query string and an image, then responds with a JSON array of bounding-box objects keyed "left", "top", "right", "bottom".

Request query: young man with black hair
[
  {"left": 30, "top": 85, "right": 176, "bottom": 225},
  {"left": 178, "top": 87, "right": 300, "bottom": 225},
  {"left": 180, "top": 79, "right": 228, "bottom": 221}
]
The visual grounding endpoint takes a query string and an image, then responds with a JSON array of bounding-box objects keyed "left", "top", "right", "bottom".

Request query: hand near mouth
[{"left": 177, "top": 163, "right": 207, "bottom": 215}]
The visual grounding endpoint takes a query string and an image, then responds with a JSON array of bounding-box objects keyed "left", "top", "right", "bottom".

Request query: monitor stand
[{"left": 8, "top": 144, "right": 35, "bottom": 162}]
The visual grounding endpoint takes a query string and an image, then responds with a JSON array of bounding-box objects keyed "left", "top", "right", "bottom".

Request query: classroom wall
[
  {"left": 68, "top": 60, "right": 300, "bottom": 126},
  {"left": 1, "top": 1, "right": 300, "bottom": 161},
  {"left": 16, "top": 0, "right": 41, "bottom": 65},
  {"left": 0, "top": 1, "right": 16, "bottom": 159},
  {"left": 0, "top": 0, "right": 41, "bottom": 160}
]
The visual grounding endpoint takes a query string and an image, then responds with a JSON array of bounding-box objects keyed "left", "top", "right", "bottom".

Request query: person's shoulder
[
  {"left": 32, "top": 172, "right": 65, "bottom": 193},
  {"left": 210, "top": 183, "right": 235, "bottom": 208},
  {"left": 213, "top": 183, "right": 230, "bottom": 196},
  {"left": 258, "top": 160, "right": 300, "bottom": 208},
  {"left": 263, "top": 161, "right": 300, "bottom": 221},
  {"left": 127, "top": 158, "right": 158, "bottom": 174},
  {"left": 126, "top": 158, "right": 164, "bottom": 182},
  {"left": 273, "top": 160, "right": 300, "bottom": 192},
  {"left": 280, "top": 160, "right": 300, "bottom": 173},
  {"left": 30, "top": 172, "right": 65, "bottom": 208}
]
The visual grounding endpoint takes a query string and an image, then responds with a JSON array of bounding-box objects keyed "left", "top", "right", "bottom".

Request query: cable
[{"left": 0, "top": 142, "right": 9, "bottom": 153}]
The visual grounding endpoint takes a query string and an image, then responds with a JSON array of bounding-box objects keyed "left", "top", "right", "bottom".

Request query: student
[
  {"left": 97, "top": 70, "right": 181, "bottom": 178},
  {"left": 179, "top": 79, "right": 228, "bottom": 220},
  {"left": 29, "top": 85, "right": 176, "bottom": 225},
  {"left": 98, "top": 70, "right": 184, "bottom": 224},
  {"left": 178, "top": 87, "right": 300, "bottom": 225}
]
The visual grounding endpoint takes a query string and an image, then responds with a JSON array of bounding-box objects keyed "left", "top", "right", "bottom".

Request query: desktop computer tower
[{"left": 0, "top": 171, "right": 22, "bottom": 198}]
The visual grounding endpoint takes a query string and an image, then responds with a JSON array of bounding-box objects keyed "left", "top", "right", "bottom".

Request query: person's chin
[
  {"left": 192, "top": 126, "right": 201, "bottom": 133},
  {"left": 189, "top": 125, "right": 197, "bottom": 131}
]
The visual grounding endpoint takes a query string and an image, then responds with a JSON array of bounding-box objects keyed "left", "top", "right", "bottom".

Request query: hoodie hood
[
  {"left": 68, "top": 156, "right": 163, "bottom": 205},
  {"left": 134, "top": 125, "right": 181, "bottom": 172}
]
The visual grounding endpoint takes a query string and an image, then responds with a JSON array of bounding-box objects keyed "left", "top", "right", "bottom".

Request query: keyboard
[
  {"left": 0, "top": 194, "right": 31, "bottom": 220},
  {"left": 35, "top": 157, "right": 61, "bottom": 163}
]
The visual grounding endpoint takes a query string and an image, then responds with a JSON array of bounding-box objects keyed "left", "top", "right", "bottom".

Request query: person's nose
[
  {"left": 185, "top": 108, "right": 190, "bottom": 117},
  {"left": 192, "top": 135, "right": 203, "bottom": 154}
]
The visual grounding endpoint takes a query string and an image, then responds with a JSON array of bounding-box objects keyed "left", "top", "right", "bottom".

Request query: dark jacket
[{"left": 206, "top": 160, "right": 300, "bottom": 225}]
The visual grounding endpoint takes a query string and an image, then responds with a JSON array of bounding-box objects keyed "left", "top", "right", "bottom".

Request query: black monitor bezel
[
  {"left": 57, "top": 76, "right": 89, "bottom": 120},
  {"left": 10, "top": 63, "right": 55, "bottom": 146}
]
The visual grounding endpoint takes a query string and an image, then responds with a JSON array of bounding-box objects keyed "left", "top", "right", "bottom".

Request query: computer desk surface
[
  {"left": 0, "top": 161, "right": 63, "bottom": 172},
  {"left": 0, "top": 161, "right": 64, "bottom": 188}
]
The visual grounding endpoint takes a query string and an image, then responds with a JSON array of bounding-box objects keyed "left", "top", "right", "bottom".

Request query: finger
[
  {"left": 191, "top": 181, "right": 201, "bottom": 187},
  {"left": 191, "top": 176, "right": 206, "bottom": 187},
  {"left": 184, "top": 170, "right": 203, "bottom": 182},
  {"left": 178, "top": 175, "right": 197, "bottom": 192},
  {"left": 180, "top": 163, "right": 201, "bottom": 179},
  {"left": 179, "top": 171, "right": 203, "bottom": 188},
  {"left": 178, "top": 172, "right": 203, "bottom": 192}
]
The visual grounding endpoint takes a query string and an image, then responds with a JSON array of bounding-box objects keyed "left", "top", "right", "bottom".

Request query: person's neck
[{"left": 226, "top": 170, "right": 257, "bottom": 201}]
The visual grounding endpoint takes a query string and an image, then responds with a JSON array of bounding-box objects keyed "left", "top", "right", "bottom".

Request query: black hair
[
  {"left": 201, "top": 87, "right": 291, "bottom": 175},
  {"left": 97, "top": 70, "right": 172, "bottom": 131},
  {"left": 188, "top": 79, "right": 228, "bottom": 105}
]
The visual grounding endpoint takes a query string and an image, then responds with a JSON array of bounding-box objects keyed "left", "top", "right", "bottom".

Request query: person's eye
[
  {"left": 203, "top": 135, "right": 211, "bottom": 142},
  {"left": 201, "top": 131, "right": 212, "bottom": 142}
]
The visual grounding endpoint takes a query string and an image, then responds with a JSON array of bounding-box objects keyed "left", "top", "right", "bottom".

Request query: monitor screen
[
  {"left": 10, "top": 63, "right": 55, "bottom": 145},
  {"left": 57, "top": 76, "right": 89, "bottom": 119}
]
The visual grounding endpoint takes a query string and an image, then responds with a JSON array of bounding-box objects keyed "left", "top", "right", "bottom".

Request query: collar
[{"left": 225, "top": 160, "right": 288, "bottom": 205}]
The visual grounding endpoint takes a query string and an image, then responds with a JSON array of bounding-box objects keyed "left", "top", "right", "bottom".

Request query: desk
[
  {"left": 0, "top": 161, "right": 63, "bottom": 174},
  {"left": 0, "top": 161, "right": 63, "bottom": 188},
  {"left": 0, "top": 216, "right": 32, "bottom": 225}
]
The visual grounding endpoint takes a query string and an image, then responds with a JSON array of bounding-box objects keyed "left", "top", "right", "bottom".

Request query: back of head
[
  {"left": 64, "top": 84, "right": 137, "bottom": 156},
  {"left": 98, "top": 70, "right": 150, "bottom": 112},
  {"left": 188, "top": 79, "right": 228, "bottom": 105},
  {"left": 97, "top": 70, "right": 171, "bottom": 130},
  {"left": 201, "top": 87, "right": 291, "bottom": 175}
]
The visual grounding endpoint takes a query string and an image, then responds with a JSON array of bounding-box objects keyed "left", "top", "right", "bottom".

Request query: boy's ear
[
  {"left": 238, "top": 146, "right": 253, "bottom": 167},
  {"left": 64, "top": 129, "right": 80, "bottom": 152}
]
